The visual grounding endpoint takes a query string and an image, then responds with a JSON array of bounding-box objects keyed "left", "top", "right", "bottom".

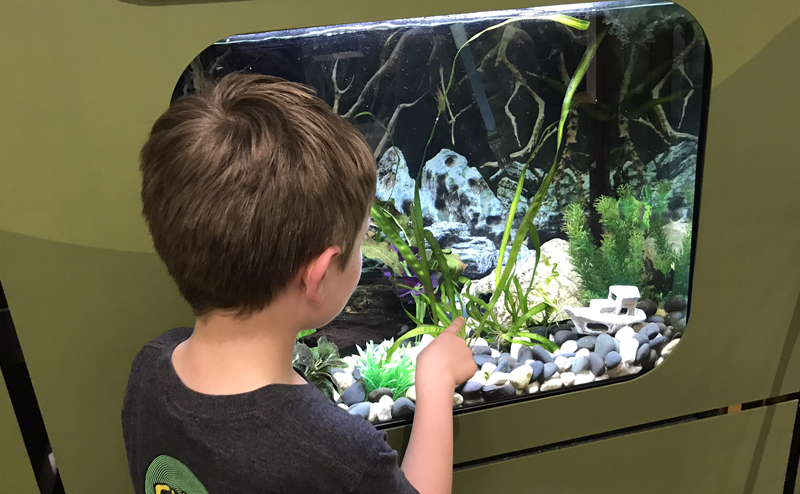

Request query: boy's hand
[{"left": 416, "top": 317, "right": 475, "bottom": 390}]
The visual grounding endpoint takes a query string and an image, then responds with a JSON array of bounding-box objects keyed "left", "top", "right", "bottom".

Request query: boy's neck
[{"left": 172, "top": 307, "right": 307, "bottom": 396}]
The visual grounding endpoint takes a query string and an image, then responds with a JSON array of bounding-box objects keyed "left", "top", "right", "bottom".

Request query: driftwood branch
[
  {"left": 373, "top": 92, "right": 428, "bottom": 159},
  {"left": 331, "top": 58, "right": 353, "bottom": 114},
  {"left": 633, "top": 117, "right": 671, "bottom": 146},
  {"left": 344, "top": 31, "right": 412, "bottom": 120}
]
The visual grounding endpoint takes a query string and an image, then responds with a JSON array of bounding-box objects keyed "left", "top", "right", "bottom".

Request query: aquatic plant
[
  {"left": 383, "top": 16, "right": 605, "bottom": 361},
  {"left": 292, "top": 337, "right": 346, "bottom": 401},
  {"left": 296, "top": 328, "right": 317, "bottom": 339},
  {"left": 563, "top": 181, "right": 690, "bottom": 302},
  {"left": 354, "top": 340, "right": 415, "bottom": 398}
]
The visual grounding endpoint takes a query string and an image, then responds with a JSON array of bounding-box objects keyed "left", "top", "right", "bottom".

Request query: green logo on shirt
[{"left": 146, "top": 455, "right": 209, "bottom": 494}]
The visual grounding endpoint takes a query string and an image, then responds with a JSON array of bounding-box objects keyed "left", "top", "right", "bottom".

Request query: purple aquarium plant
[{"left": 383, "top": 245, "right": 441, "bottom": 299}]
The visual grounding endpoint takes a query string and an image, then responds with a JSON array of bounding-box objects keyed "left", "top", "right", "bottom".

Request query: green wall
[{"left": 0, "top": 0, "right": 799, "bottom": 491}]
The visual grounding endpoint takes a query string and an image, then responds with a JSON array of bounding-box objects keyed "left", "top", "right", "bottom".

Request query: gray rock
[
  {"left": 497, "top": 356, "right": 518, "bottom": 373},
  {"left": 459, "top": 380, "right": 484, "bottom": 398},
  {"left": 588, "top": 353, "right": 606, "bottom": 376},
  {"left": 595, "top": 334, "right": 616, "bottom": 358},
  {"left": 637, "top": 300, "right": 658, "bottom": 317},
  {"left": 353, "top": 367, "right": 362, "bottom": 381},
  {"left": 494, "top": 360, "right": 511, "bottom": 374},
  {"left": 348, "top": 402, "right": 371, "bottom": 419},
  {"left": 530, "top": 360, "right": 544, "bottom": 382},
  {"left": 633, "top": 332, "right": 651, "bottom": 346},
  {"left": 577, "top": 335, "right": 597, "bottom": 351},
  {"left": 673, "top": 318, "right": 687, "bottom": 331},
  {"left": 649, "top": 336, "right": 667, "bottom": 353},
  {"left": 665, "top": 311, "right": 685, "bottom": 327},
  {"left": 559, "top": 352, "right": 576, "bottom": 359},
  {"left": 375, "top": 148, "right": 416, "bottom": 215},
  {"left": 571, "top": 356, "right": 589, "bottom": 373},
  {"left": 646, "top": 315, "right": 665, "bottom": 324},
  {"left": 474, "top": 354, "right": 498, "bottom": 368},
  {"left": 656, "top": 322, "right": 669, "bottom": 333},
  {"left": 605, "top": 351, "right": 622, "bottom": 369},
  {"left": 647, "top": 349, "right": 658, "bottom": 367},
  {"left": 448, "top": 236, "right": 499, "bottom": 279},
  {"left": 531, "top": 346, "right": 554, "bottom": 363},
  {"left": 641, "top": 323, "right": 661, "bottom": 340},
  {"left": 517, "top": 346, "right": 534, "bottom": 363},
  {"left": 368, "top": 387, "right": 394, "bottom": 403},
  {"left": 635, "top": 343, "right": 651, "bottom": 365},
  {"left": 391, "top": 397, "right": 416, "bottom": 419},
  {"left": 543, "top": 362, "right": 558, "bottom": 380},
  {"left": 342, "top": 382, "right": 366, "bottom": 406},
  {"left": 664, "top": 295, "right": 687, "bottom": 313},
  {"left": 472, "top": 345, "right": 492, "bottom": 356},
  {"left": 554, "top": 330, "right": 580, "bottom": 347},
  {"left": 482, "top": 384, "right": 516, "bottom": 401}
]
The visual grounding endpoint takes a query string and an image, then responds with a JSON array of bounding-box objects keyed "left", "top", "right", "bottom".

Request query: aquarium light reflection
[{"left": 217, "top": 0, "right": 674, "bottom": 44}]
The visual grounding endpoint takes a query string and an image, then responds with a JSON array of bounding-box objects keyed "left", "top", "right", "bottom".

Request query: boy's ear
[{"left": 302, "top": 246, "right": 342, "bottom": 305}]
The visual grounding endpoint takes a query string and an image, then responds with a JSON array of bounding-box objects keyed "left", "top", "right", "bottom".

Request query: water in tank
[{"left": 173, "top": 0, "right": 709, "bottom": 425}]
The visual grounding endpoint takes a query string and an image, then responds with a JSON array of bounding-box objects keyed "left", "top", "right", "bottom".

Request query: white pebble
[
  {"left": 555, "top": 356, "right": 571, "bottom": 372},
  {"left": 524, "top": 359, "right": 535, "bottom": 365},
  {"left": 615, "top": 326, "right": 635, "bottom": 340},
  {"left": 656, "top": 357, "right": 665, "bottom": 366},
  {"left": 469, "top": 337, "right": 489, "bottom": 348},
  {"left": 342, "top": 356, "right": 358, "bottom": 373},
  {"left": 418, "top": 334, "right": 435, "bottom": 350},
  {"left": 453, "top": 393, "right": 464, "bottom": 406},
  {"left": 515, "top": 388, "right": 524, "bottom": 396},
  {"left": 527, "top": 381, "right": 540, "bottom": 394},
  {"left": 481, "top": 362, "right": 497, "bottom": 374},
  {"left": 376, "top": 401, "right": 392, "bottom": 422},
  {"left": 509, "top": 365, "right": 533, "bottom": 389},
  {"left": 576, "top": 348, "right": 590, "bottom": 358},
  {"left": 379, "top": 395, "right": 394, "bottom": 407},
  {"left": 338, "top": 403, "right": 349, "bottom": 411},
  {"left": 561, "top": 340, "right": 578, "bottom": 354},
  {"left": 560, "top": 371, "right": 576, "bottom": 386},
  {"left": 620, "top": 338, "right": 639, "bottom": 364},
  {"left": 406, "top": 385, "right": 417, "bottom": 402},
  {"left": 490, "top": 349, "right": 501, "bottom": 358},
  {"left": 333, "top": 372, "right": 353, "bottom": 391},
  {"left": 486, "top": 372, "right": 509, "bottom": 387},
  {"left": 332, "top": 389, "right": 340, "bottom": 402},
  {"left": 469, "top": 370, "right": 487, "bottom": 386},
  {"left": 596, "top": 373, "right": 609, "bottom": 381},
  {"left": 628, "top": 365, "right": 643, "bottom": 375},
  {"left": 541, "top": 378, "right": 564, "bottom": 391},
  {"left": 368, "top": 403, "right": 380, "bottom": 423},
  {"left": 574, "top": 371, "right": 595, "bottom": 385},
  {"left": 607, "top": 363, "right": 630, "bottom": 378},
  {"left": 661, "top": 339, "right": 680, "bottom": 358}
]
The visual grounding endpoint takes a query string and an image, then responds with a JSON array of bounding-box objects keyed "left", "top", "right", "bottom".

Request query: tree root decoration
[
  {"left": 651, "top": 23, "right": 702, "bottom": 143},
  {"left": 343, "top": 30, "right": 412, "bottom": 120},
  {"left": 633, "top": 117, "right": 671, "bottom": 146},
  {"left": 373, "top": 92, "right": 428, "bottom": 159},
  {"left": 505, "top": 81, "right": 523, "bottom": 147},
  {"left": 331, "top": 58, "right": 353, "bottom": 114},
  {"left": 618, "top": 45, "right": 647, "bottom": 185}
]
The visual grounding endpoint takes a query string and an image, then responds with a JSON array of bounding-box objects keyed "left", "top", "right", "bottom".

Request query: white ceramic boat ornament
[{"left": 563, "top": 285, "right": 647, "bottom": 335}]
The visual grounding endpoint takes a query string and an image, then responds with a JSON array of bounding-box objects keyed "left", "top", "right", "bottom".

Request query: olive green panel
[
  {"left": 0, "top": 230, "right": 193, "bottom": 490},
  {"left": 453, "top": 401, "right": 797, "bottom": 493},
  {"left": 0, "top": 0, "right": 799, "bottom": 491},
  {"left": 0, "top": 377, "right": 39, "bottom": 494}
]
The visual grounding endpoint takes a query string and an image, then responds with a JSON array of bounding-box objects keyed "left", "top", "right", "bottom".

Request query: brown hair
[{"left": 140, "top": 73, "right": 376, "bottom": 317}]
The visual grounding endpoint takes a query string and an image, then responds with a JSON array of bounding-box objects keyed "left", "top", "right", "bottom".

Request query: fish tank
[{"left": 173, "top": 0, "right": 709, "bottom": 426}]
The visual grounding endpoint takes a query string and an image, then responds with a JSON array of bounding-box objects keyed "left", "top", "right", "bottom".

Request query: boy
[{"left": 122, "top": 72, "right": 476, "bottom": 494}]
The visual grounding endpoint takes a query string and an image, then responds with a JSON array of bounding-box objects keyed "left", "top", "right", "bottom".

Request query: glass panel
[{"left": 173, "top": 0, "right": 708, "bottom": 425}]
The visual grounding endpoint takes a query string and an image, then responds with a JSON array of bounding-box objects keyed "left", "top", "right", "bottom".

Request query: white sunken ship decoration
[{"left": 564, "top": 286, "right": 647, "bottom": 335}]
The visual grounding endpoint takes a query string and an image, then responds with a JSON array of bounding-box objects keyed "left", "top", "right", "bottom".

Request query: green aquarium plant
[
  {"left": 563, "top": 181, "right": 690, "bottom": 302},
  {"left": 354, "top": 340, "right": 416, "bottom": 399},
  {"left": 292, "top": 337, "right": 346, "bottom": 401},
  {"left": 382, "top": 16, "right": 605, "bottom": 362}
]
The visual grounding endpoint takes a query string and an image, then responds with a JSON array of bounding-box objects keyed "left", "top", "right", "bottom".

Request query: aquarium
[{"left": 174, "top": 0, "right": 709, "bottom": 426}]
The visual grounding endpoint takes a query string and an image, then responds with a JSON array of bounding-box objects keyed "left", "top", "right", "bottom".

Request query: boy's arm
[{"left": 401, "top": 318, "right": 475, "bottom": 494}]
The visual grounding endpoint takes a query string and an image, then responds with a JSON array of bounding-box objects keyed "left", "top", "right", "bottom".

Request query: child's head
[{"left": 140, "top": 73, "right": 376, "bottom": 324}]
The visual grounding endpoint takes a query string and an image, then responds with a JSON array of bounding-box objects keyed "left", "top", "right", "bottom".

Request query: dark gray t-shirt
[{"left": 121, "top": 327, "right": 419, "bottom": 494}]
